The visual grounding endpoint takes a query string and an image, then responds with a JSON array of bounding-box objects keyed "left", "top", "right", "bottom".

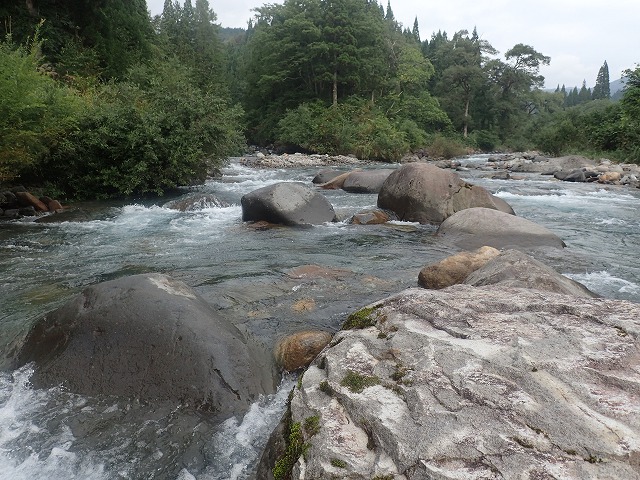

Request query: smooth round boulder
[
  {"left": 312, "top": 169, "right": 343, "bottom": 184},
  {"left": 377, "top": 163, "right": 512, "bottom": 224},
  {"left": 11, "top": 273, "right": 274, "bottom": 415},
  {"left": 437, "top": 207, "right": 566, "bottom": 249},
  {"left": 342, "top": 169, "right": 395, "bottom": 193},
  {"left": 418, "top": 246, "right": 500, "bottom": 289},
  {"left": 274, "top": 330, "right": 333, "bottom": 372},
  {"left": 241, "top": 182, "right": 336, "bottom": 226},
  {"left": 464, "top": 249, "right": 598, "bottom": 298}
]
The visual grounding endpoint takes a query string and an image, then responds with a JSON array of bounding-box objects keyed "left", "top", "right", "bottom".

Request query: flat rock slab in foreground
[
  {"left": 11, "top": 274, "right": 274, "bottom": 416},
  {"left": 277, "top": 285, "right": 640, "bottom": 479}
]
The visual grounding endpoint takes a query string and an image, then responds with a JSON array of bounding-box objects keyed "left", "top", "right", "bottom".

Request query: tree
[
  {"left": 411, "top": 17, "right": 420, "bottom": 42},
  {"left": 592, "top": 60, "right": 610, "bottom": 99},
  {"left": 619, "top": 65, "right": 640, "bottom": 161},
  {"left": 243, "top": 0, "right": 391, "bottom": 142},
  {"left": 0, "top": 33, "right": 81, "bottom": 181},
  {"left": 484, "top": 44, "right": 550, "bottom": 140},
  {"left": 428, "top": 29, "right": 496, "bottom": 137},
  {"left": 578, "top": 80, "right": 591, "bottom": 104}
]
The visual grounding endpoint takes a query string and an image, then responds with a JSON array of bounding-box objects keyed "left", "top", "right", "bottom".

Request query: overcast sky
[{"left": 146, "top": 0, "right": 639, "bottom": 89}]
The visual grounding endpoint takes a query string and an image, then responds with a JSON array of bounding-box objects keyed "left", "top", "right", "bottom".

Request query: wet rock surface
[
  {"left": 241, "top": 182, "right": 337, "bottom": 226},
  {"left": 11, "top": 273, "right": 276, "bottom": 417}
]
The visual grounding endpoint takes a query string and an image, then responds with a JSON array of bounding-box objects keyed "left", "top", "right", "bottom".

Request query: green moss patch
[
  {"left": 342, "top": 304, "right": 382, "bottom": 330},
  {"left": 340, "top": 370, "right": 381, "bottom": 393}
]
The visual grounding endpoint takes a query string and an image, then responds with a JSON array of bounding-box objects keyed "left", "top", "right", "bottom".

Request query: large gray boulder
[
  {"left": 241, "top": 182, "right": 336, "bottom": 226},
  {"left": 261, "top": 286, "right": 640, "bottom": 479},
  {"left": 437, "top": 207, "right": 566, "bottom": 249},
  {"left": 342, "top": 169, "right": 396, "bottom": 193},
  {"left": 11, "top": 274, "right": 275, "bottom": 415},
  {"left": 465, "top": 249, "right": 598, "bottom": 297},
  {"left": 377, "top": 163, "right": 513, "bottom": 224}
]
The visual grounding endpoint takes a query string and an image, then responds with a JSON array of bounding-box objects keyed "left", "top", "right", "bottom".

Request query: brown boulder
[
  {"left": 349, "top": 209, "right": 396, "bottom": 225},
  {"left": 274, "top": 330, "right": 332, "bottom": 372},
  {"left": 418, "top": 246, "right": 500, "bottom": 289},
  {"left": 318, "top": 171, "right": 356, "bottom": 190},
  {"left": 15, "top": 191, "right": 48, "bottom": 212},
  {"left": 377, "top": 163, "right": 512, "bottom": 224}
]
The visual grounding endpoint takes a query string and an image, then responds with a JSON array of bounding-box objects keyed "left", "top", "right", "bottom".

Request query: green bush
[
  {"left": 425, "top": 134, "right": 467, "bottom": 159},
  {"left": 473, "top": 130, "right": 500, "bottom": 152},
  {"left": 278, "top": 99, "right": 411, "bottom": 161},
  {"left": 41, "top": 59, "right": 244, "bottom": 198},
  {"left": 0, "top": 34, "right": 81, "bottom": 182}
]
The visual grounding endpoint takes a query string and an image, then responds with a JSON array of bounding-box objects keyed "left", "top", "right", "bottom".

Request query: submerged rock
[
  {"left": 377, "top": 163, "right": 512, "bottom": 224},
  {"left": 349, "top": 209, "right": 396, "bottom": 225},
  {"left": 163, "top": 193, "right": 229, "bottom": 211},
  {"left": 437, "top": 207, "right": 566, "bottom": 249},
  {"left": 262, "top": 286, "right": 640, "bottom": 479},
  {"left": 241, "top": 182, "right": 336, "bottom": 226},
  {"left": 11, "top": 273, "right": 275, "bottom": 416}
]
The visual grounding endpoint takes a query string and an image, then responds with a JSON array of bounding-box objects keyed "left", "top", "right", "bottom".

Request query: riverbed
[{"left": 1, "top": 155, "right": 639, "bottom": 479}]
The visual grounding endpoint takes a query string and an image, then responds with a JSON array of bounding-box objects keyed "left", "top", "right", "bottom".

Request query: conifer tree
[
  {"left": 578, "top": 80, "right": 591, "bottom": 103},
  {"left": 412, "top": 17, "right": 420, "bottom": 42},
  {"left": 385, "top": 0, "right": 394, "bottom": 21},
  {"left": 593, "top": 60, "right": 611, "bottom": 99}
]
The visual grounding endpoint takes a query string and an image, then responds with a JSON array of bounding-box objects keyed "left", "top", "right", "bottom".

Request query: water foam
[
  {"left": 194, "top": 375, "right": 296, "bottom": 480},
  {"left": 0, "top": 366, "right": 107, "bottom": 480},
  {"left": 565, "top": 271, "right": 640, "bottom": 297}
]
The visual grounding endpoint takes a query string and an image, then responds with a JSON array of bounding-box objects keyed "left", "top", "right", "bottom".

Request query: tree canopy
[{"left": 1, "top": 0, "right": 638, "bottom": 197}]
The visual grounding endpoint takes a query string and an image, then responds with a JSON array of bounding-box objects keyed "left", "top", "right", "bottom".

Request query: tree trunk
[
  {"left": 332, "top": 69, "right": 338, "bottom": 106},
  {"left": 25, "top": 0, "right": 37, "bottom": 16},
  {"left": 463, "top": 97, "right": 470, "bottom": 138}
]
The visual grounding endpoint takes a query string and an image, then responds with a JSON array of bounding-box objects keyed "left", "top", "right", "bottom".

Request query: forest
[{"left": 1, "top": 0, "right": 639, "bottom": 199}]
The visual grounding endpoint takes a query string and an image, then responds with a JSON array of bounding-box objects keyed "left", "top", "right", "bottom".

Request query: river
[{"left": 1, "top": 155, "right": 639, "bottom": 479}]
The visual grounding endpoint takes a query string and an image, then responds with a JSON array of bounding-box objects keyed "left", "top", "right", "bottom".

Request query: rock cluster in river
[
  {"left": 241, "top": 152, "right": 364, "bottom": 169},
  {"left": 0, "top": 186, "right": 64, "bottom": 219},
  {"left": 463, "top": 152, "right": 640, "bottom": 188}
]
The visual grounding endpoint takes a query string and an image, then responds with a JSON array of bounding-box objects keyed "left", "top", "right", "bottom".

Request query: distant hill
[
  {"left": 610, "top": 77, "right": 627, "bottom": 100},
  {"left": 545, "top": 77, "right": 627, "bottom": 100}
]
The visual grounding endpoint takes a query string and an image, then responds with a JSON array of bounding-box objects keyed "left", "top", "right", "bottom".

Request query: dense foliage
[
  {"left": 0, "top": 0, "right": 638, "bottom": 198},
  {"left": 0, "top": 0, "right": 243, "bottom": 198}
]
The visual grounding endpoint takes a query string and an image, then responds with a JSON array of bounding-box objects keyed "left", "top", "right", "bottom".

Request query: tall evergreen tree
[
  {"left": 593, "top": 60, "right": 611, "bottom": 99},
  {"left": 385, "top": 1, "right": 395, "bottom": 21},
  {"left": 411, "top": 17, "right": 420, "bottom": 42}
]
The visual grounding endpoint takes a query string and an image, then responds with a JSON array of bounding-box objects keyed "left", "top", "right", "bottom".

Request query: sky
[{"left": 146, "top": 0, "right": 640, "bottom": 89}]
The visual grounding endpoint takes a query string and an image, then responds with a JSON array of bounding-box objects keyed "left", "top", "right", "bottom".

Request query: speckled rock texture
[{"left": 270, "top": 285, "right": 640, "bottom": 479}]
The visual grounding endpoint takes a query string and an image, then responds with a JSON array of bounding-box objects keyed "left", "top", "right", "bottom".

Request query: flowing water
[{"left": 1, "top": 155, "right": 639, "bottom": 479}]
